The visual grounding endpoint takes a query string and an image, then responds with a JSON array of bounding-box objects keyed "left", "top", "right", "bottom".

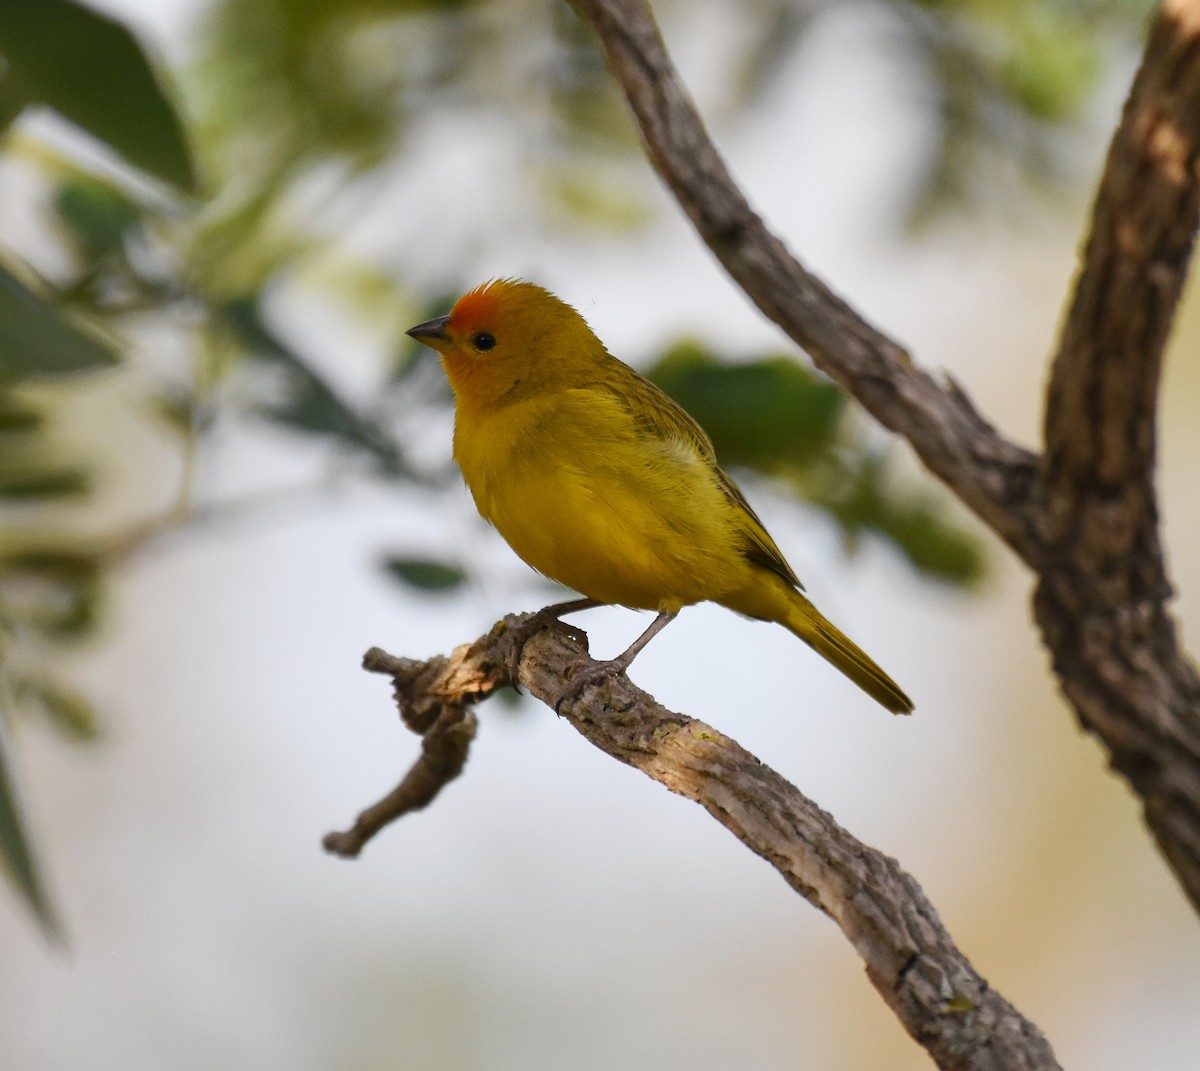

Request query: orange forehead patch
[{"left": 450, "top": 279, "right": 515, "bottom": 331}]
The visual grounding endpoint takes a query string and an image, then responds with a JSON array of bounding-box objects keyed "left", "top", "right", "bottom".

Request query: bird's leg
[
  {"left": 555, "top": 610, "right": 678, "bottom": 713},
  {"left": 507, "top": 597, "right": 602, "bottom": 684},
  {"left": 606, "top": 610, "right": 677, "bottom": 672}
]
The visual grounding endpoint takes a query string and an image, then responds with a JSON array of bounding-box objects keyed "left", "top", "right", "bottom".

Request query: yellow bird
[{"left": 407, "top": 279, "right": 913, "bottom": 714}]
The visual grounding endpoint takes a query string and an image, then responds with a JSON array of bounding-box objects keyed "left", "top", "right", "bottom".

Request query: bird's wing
[{"left": 600, "top": 366, "right": 804, "bottom": 592}]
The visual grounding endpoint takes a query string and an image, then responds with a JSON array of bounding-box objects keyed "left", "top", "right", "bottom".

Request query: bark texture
[
  {"left": 567, "top": 0, "right": 1200, "bottom": 913},
  {"left": 1036, "top": 0, "right": 1200, "bottom": 915},
  {"left": 330, "top": 617, "right": 1061, "bottom": 1071},
  {"left": 334, "top": 2, "right": 1200, "bottom": 1067}
]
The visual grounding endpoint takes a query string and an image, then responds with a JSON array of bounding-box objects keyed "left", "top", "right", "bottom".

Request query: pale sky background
[{"left": 2, "top": 2, "right": 1200, "bottom": 1070}]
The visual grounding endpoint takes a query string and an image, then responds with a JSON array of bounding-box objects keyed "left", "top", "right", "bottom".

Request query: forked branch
[
  {"left": 333, "top": 3, "right": 1199, "bottom": 1067},
  {"left": 329, "top": 617, "right": 1061, "bottom": 1071},
  {"left": 566, "top": 0, "right": 1200, "bottom": 912}
]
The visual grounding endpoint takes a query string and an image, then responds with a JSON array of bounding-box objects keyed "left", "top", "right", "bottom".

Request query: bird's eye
[{"left": 472, "top": 331, "right": 496, "bottom": 351}]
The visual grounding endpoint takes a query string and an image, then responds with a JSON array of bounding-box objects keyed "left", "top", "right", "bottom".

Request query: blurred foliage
[
  {"left": 888, "top": 0, "right": 1154, "bottom": 222},
  {"left": 224, "top": 297, "right": 409, "bottom": 473},
  {"left": 0, "top": 0, "right": 196, "bottom": 190},
  {"left": 0, "top": 721, "right": 59, "bottom": 938},
  {"left": 0, "top": 262, "right": 120, "bottom": 381},
  {"left": 649, "top": 342, "right": 984, "bottom": 584},
  {"left": 382, "top": 555, "right": 469, "bottom": 592},
  {"left": 0, "top": 386, "right": 107, "bottom": 937},
  {"left": 0, "top": 0, "right": 1153, "bottom": 931}
]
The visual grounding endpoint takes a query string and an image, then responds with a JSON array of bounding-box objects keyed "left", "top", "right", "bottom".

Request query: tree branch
[
  {"left": 331, "top": 3, "right": 1200, "bottom": 1064},
  {"left": 565, "top": 0, "right": 1200, "bottom": 913},
  {"left": 329, "top": 616, "right": 1061, "bottom": 1071},
  {"left": 566, "top": 0, "right": 1042, "bottom": 561},
  {"left": 1035, "top": 0, "right": 1200, "bottom": 908},
  {"left": 323, "top": 648, "right": 479, "bottom": 858}
]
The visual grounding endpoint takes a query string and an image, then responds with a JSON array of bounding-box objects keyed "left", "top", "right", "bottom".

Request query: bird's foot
[
  {"left": 553, "top": 656, "right": 630, "bottom": 715},
  {"left": 506, "top": 603, "right": 594, "bottom": 688},
  {"left": 549, "top": 609, "right": 676, "bottom": 713}
]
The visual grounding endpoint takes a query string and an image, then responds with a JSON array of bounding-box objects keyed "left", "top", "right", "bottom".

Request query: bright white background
[{"left": 2, "top": 2, "right": 1199, "bottom": 1069}]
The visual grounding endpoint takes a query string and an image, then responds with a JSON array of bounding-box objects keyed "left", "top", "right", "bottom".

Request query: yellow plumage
[{"left": 407, "top": 279, "right": 913, "bottom": 714}]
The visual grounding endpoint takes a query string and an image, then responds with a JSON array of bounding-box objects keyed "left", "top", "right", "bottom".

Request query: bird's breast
[{"left": 452, "top": 390, "right": 747, "bottom": 610}]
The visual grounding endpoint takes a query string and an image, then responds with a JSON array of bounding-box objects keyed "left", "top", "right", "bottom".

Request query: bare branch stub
[
  {"left": 321, "top": 641, "right": 503, "bottom": 857},
  {"left": 337, "top": 621, "right": 1060, "bottom": 1071},
  {"left": 324, "top": 621, "right": 592, "bottom": 856}
]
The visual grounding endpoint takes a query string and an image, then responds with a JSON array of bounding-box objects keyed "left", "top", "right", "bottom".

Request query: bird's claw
[
  {"left": 506, "top": 611, "right": 591, "bottom": 690},
  {"left": 553, "top": 657, "right": 629, "bottom": 715}
]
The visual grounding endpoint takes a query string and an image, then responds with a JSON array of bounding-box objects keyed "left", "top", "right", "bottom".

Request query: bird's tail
[{"left": 784, "top": 596, "right": 914, "bottom": 715}]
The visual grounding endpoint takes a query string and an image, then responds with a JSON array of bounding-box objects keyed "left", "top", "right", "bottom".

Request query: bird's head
[{"left": 407, "top": 279, "right": 601, "bottom": 407}]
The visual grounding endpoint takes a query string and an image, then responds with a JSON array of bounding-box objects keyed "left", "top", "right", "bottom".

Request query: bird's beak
[{"left": 406, "top": 314, "right": 450, "bottom": 344}]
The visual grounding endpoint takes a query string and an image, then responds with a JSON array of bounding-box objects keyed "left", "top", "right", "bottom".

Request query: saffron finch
[{"left": 407, "top": 280, "right": 913, "bottom": 714}]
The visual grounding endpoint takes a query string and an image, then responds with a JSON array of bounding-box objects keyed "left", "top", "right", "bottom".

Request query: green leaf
[
  {"left": 645, "top": 341, "right": 986, "bottom": 587},
  {"left": 0, "top": 468, "right": 91, "bottom": 500},
  {"left": 885, "top": 502, "right": 985, "bottom": 585},
  {"left": 224, "top": 298, "right": 408, "bottom": 475},
  {"left": 813, "top": 454, "right": 986, "bottom": 586},
  {"left": 0, "top": 551, "right": 103, "bottom": 640},
  {"left": 997, "top": 10, "right": 1100, "bottom": 123},
  {"left": 53, "top": 178, "right": 143, "bottom": 261},
  {"left": 648, "top": 342, "right": 844, "bottom": 470},
  {"left": 0, "top": 723, "right": 61, "bottom": 939},
  {"left": 381, "top": 555, "right": 467, "bottom": 593},
  {"left": 0, "top": 0, "right": 197, "bottom": 191},
  {"left": 148, "top": 389, "right": 201, "bottom": 438},
  {"left": 0, "top": 393, "right": 44, "bottom": 434},
  {"left": 14, "top": 674, "right": 100, "bottom": 742},
  {"left": 0, "top": 262, "right": 120, "bottom": 382}
]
